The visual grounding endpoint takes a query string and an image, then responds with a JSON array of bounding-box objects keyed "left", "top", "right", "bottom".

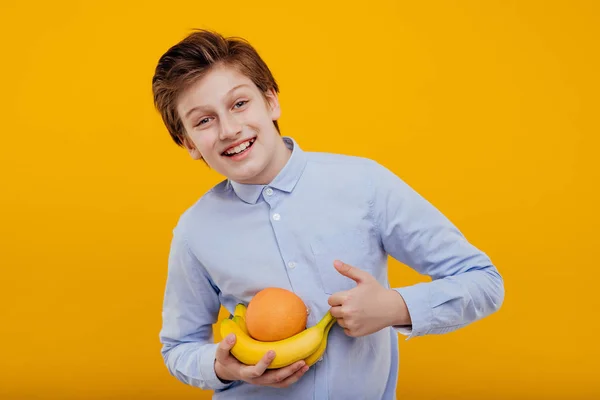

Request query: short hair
[{"left": 152, "top": 29, "right": 280, "bottom": 147}]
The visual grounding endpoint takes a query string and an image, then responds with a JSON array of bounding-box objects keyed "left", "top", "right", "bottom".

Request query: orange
[{"left": 245, "top": 287, "right": 308, "bottom": 342}]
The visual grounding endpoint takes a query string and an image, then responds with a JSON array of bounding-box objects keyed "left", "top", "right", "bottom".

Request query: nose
[{"left": 219, "top": 113, "right": 242, "bottom": 141}]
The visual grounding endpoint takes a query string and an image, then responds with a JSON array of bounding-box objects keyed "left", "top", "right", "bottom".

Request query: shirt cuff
[
  {"left": 199, "top": 343, "right": 236, "bottom": 391},
  {"left": 393, "top": 283, "right": 433, "bottom": 340}
]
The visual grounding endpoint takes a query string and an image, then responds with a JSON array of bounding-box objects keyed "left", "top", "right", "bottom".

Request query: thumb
[
  {"left": 334, "top": 260, "right": 370, "bottom": 283},
  {"left": 216, "top": 333, "right": 236, "bottom": 361}
]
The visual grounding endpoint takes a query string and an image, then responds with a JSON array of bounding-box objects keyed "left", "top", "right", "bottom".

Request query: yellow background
[{"left": 1, "top": 1, "right": 598, "bottom": 399}]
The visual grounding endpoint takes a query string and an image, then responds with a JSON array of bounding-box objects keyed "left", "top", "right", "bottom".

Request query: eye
[
  {"left": 195, "top": 117, "right": 211, "bottom": 127},
  {"left": 233, "top": 100, "right": 249, "bottom": 109}
]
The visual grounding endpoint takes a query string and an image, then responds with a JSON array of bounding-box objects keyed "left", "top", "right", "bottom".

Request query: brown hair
[{"left": 152, "top": 29, "right": 280, "bottom": 147}]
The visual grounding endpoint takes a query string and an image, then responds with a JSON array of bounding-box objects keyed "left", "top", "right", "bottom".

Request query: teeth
[{"left": 225, "top": 139, "right": 254, "bottom": 155}]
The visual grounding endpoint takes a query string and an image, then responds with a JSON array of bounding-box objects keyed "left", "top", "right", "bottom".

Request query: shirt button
[
  {"left": 306, "top": 307, "right": 311, "bottom": 315},
  {"left": 264, "top": 187, "right": 273, "bottom": 196},
  {"left": 317, "top": 357, "right": 323, "bottom": 362},
  {"left": 287, "top": 261, "right": 296, "bottom": 269},
  {"left": 272, "top": 213, "right": 280, "bottom": 221}
]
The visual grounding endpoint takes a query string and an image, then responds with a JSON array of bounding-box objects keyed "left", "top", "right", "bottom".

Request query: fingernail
[
  {"left": 226, "top": 334, "right": 235, "bottom": 344},
  {"left": 267, "top": 350, "right": 275, "bottom": 358},
  {"left": 302, "top": 366, "right": 309, "bottom": 373},
  {"left": 334, "top": 260, "right": 343, "bottom": 267}
]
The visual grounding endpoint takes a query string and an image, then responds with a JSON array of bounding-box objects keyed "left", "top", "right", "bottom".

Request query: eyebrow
[{"left": 183, "top": 84, "right": 251, "bottom": 120}]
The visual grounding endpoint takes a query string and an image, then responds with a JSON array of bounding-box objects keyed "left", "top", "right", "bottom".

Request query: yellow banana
[
  {"left": 227, "top": 303, "right": 337, "bottom": 368},
  {"left": 232, "top": 315, "right": 249, "bottom": 335},
  {"left": 220, "top": 310, "right": 334, "bottom": 369},
  {"left": 233, "top": 304, "right": 249, "bottom": 334},
  {"left": 304, "top": 316, "right": 336, "bottom": 366},
  {"left": 234, "top": 303, "right": 247, "bottom": 319}
]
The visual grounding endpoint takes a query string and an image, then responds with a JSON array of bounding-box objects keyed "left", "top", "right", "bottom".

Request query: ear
[
  {"left": 264, "top": 88, "right": 281, "bottom": 121},
  {"left": 182, "top": 136, "right": 203, "bottom": 160}
]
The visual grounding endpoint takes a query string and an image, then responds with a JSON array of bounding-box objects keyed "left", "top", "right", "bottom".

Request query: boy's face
[{"left": 176, "top": 64, "right": 286, "bottom": 185}]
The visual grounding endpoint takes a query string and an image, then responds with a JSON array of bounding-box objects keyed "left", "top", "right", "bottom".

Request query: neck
[
  {"left": 245, "top": 137, "right": 292, "bottom": 185},
  {"left": 263, "top": 138, "right": 292, "bottom": 184}
]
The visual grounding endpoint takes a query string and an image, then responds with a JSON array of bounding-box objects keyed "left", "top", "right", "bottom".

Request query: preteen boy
[{"left": 152, "top": 29, "right": 504, "bottom": 399}]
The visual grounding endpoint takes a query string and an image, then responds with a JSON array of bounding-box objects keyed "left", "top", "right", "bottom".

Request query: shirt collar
[{"left": 228, "top": 136, "right": 307, "bottom": 204}]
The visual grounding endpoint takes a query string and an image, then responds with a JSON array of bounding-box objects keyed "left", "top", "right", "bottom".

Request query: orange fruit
[{"left": 245, "top": 287, "right": 308, "bottom": 342}]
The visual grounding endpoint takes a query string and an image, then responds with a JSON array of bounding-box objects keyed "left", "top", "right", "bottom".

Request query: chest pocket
[{"left": 310, "top": 231, "right": 373, "bottom": 295}]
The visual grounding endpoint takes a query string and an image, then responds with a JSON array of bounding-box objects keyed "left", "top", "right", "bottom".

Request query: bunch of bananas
[{"left": 220, "top": 303, "right": 336, "bottom": 369}]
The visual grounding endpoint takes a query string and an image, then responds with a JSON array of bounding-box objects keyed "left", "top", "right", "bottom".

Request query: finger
[
  {"left": 256, "top": 360, "right": 305, "bottom": 386},
  {"left": 242, "top": 350, "right": 275, "bottom": 380},
  {"left": 329, "top": 305, "right": 344, "bottom": 319},
  {"left": 215, "top": 334, "right": 236, "bottom": 362},
  {"left": 334, "top": 260, "right": 371, "bottom": 283},
  {"left": 270, "top": 363, "right": 310, "bottom": 388},
  {"left": 343, "top": 327, "right": 354, "bottom": 336},
  {"left": 336, "top": 318, "right": 347, "bottom": 329},
  {"left": 328, "top": 291, "right": 349, "bottom": 307}
]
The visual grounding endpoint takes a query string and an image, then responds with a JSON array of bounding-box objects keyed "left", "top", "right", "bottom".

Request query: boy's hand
[
  {"left": 328, "top": 260, "right": 412, "bottom": 337},
  {"left": 214, "top": 334, "right": 309, "bottom": 388}
]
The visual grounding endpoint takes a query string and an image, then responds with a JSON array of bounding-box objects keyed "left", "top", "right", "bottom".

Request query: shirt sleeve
[
  {"left": 368, "top": 161, "right": 505, "bottom": 339},
  {"left": 159, "top": 223, "right": 234, "bottom": 391}
]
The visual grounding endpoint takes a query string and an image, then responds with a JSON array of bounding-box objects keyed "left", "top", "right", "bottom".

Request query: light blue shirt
[{"left": 159, "top": 137, "right": 504, "bottom": 399}]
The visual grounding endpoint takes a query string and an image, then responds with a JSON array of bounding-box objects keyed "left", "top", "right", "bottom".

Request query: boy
[{"left": 152, "top": 29, "right": 504, "bottom": 399}]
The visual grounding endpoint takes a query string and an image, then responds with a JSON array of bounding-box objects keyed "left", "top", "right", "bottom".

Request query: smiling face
[{"left": 176, "top": 64, "right": 291, "bottom": 185}]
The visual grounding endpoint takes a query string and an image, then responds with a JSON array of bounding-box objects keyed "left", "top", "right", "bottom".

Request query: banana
[
  {"left": 220, "top": 310, "right": 334, "bottom": 369},
  {"left": 234, "top": 303, "right": 247, "bottom": 319},
  {"left": 304, "top": 316, "right": 336, "bottom": 366},
  {"left": 227, "top": 303, "right": 337, "bottom": 368},
  {"left": 232, "top": 315, "right": 249, "bottom": 335},
  {"left": 233, "top": 304, "right": 249, "bottom": 334}
]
